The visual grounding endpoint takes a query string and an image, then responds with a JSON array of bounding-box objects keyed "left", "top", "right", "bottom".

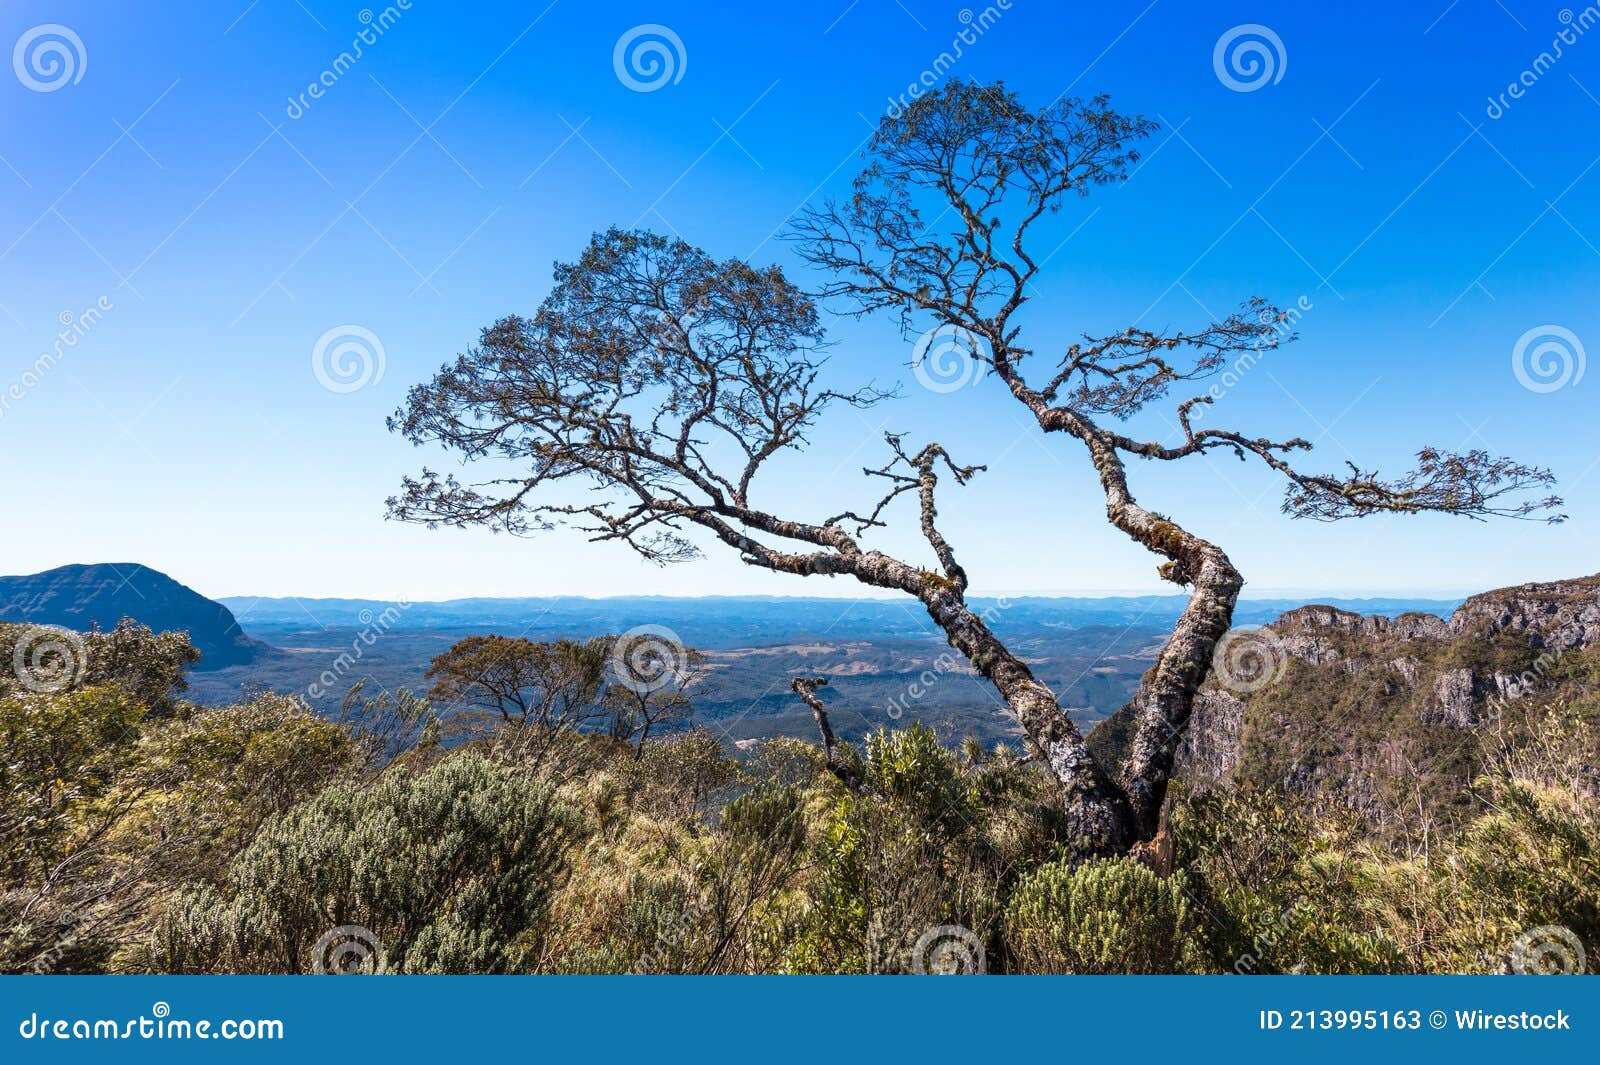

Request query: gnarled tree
[
  {"left": 391, "top": 85, "right": 1560, "bottom": 852},
  {"left": 792, "top": 80, "right": 1562, "bottom": 839}
]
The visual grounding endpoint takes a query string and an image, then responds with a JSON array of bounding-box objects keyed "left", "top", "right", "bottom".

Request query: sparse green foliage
[
  {"left": 425, "top": 634, "right": 611, "bottom": 732},
  {"left": 130, "top": 693, "right": 358, "bottom": 883},
  {"left": 1173, "top": 788, "right": 1409, "bottom": 974},
  {"left": 628, "top": 728, "right": 741, "bottom": 819},
  {"left": 862, "top": 722, "right": 972, "bottom": 833},
  {"left": 0, "top": 684, "right": 146, "bottom": 972},
  {"left": 0, "top": 619, "right": 198, "bottom": 709}
]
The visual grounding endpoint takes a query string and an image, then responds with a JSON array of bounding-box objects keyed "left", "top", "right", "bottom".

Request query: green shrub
[
  {"left": 0, "top": 686, "right": 146, "bottom": 972},
  {"left": 863, "top": 722, "right": 971, "bottom": 833},
  {"left": 1005, "top": 856, "right": 1210, "bottom": 973},
  {"left": 628, "top": 728, "right": 741, "bottom": 819},
  {"left": 1172, "top": 788, "right": 1408, "bottom": 974},
  {"left": 1359, "top": 775, "right": 1599, "bottom": 974}
]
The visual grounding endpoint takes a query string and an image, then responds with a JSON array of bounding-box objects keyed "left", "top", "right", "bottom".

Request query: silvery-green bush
[{"left": 150, "top": 751, "right": 584, "bottom": 974}]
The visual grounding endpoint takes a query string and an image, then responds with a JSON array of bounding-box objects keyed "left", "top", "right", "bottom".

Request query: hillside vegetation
[{"left": 2, "top": 574, "right": 1595, "bottom": 974}]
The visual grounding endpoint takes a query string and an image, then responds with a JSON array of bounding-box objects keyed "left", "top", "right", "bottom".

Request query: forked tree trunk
[
  {"left": 919, "top": 587, "right": 1136, "bottom": 854},
  {"left": 983, "top": 384, "right": 1248, "bottom": 847}
]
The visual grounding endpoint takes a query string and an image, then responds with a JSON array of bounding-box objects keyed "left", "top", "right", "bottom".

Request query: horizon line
[{"left": 215, "top": 589, "right": 1477, "bottom": 605}]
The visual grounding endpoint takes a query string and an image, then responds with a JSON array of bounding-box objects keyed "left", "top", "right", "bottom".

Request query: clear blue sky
[{"left": 0, "top": 0, "right": 1595, "bottom": 601}]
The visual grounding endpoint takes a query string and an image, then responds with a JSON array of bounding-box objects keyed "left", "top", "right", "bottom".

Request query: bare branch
[{"left": 791, "top": 677, "right": 864, "bottom": 792}]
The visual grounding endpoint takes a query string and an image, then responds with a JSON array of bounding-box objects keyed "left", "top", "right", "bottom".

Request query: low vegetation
[{"left": 2, "top": 619, "right": 1594, "bottom": 975}]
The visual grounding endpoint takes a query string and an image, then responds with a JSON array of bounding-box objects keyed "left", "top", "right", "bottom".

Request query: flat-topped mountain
[{"left": 0, "top": 563, "right": 261, "bottom": 670}]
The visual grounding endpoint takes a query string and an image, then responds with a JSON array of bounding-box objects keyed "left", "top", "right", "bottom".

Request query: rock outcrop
[
  {"left": 1094, "top": 573, "right": 1600, "bottom": 821},
  {"left": 1450, "top": 574, "right": 1600, "bottom": 653}
]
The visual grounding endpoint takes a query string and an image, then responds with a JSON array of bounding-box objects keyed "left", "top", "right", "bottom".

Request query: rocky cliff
[{"left": 1090, "top": 574, "right": 1600, "bottom": 822}]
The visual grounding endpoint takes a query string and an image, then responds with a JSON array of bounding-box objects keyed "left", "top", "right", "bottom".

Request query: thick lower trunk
[
  {"left": 1123, "top": 547, "right": 1241, "bottom": 835},
  {"left": 1084, "top": 437, "right": 1243, "bottom": 838},
  {"left": 921, "top": 589, "right": 1135, "bottom": 854}
]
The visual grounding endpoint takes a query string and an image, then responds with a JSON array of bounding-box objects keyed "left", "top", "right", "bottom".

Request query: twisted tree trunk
[
  {"left": 1083, "top": 434, "right": 1243, "bottom": 838},
  {"left": 985, "top": 382, "right": 1246, "bottom": 845}
]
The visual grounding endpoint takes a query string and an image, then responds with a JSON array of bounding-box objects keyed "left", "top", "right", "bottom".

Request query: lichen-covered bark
[
  {"left": 1001, "top": 380, "right": 1245, "bottom": 843},
  {"left": 792, "top": 677, "right": 864, "bottom": 792},
  {"left": 1082, "top": 435, "right": 1243, "bottom": 836},
  {"left": 919, "top": 586, "right": 1134, "bottom": 853}
]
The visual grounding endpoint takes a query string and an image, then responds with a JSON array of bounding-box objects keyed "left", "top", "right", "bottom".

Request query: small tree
[
  {"left": 605, "top": 645, "right": 707, "bottom": 755},
  {"left": 425, "top": 634, "right": 609, "bottom": 730},
  {"left": 391, "top": 89, "right": 1560, "bottom": 852}
]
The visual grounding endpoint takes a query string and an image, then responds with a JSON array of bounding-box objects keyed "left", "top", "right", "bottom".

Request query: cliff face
[
  {"left": 0, "top": 563, "right": 260, "bottom": 670},
  {"left": 1449, "top": 574, "right": 1600, "bottom": 652},
  {"left": 1090, "top": 574, "right": 1600, "bottom": 822}
]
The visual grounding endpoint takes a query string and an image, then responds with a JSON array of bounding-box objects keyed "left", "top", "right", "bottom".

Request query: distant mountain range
[
  {"left": 0, "top": 563, "right": 262, "bottom": 669},
  {"left": 219, "top": 592, "right": 1465, "bottom": 645},
  {"left": 8, "top": 561, "right": 1594, "bottom": 832},
  {"left": 0, "top": 563, "right": 1467, "bottom": 740},
  {"left": 202, "top": 590, "right": 1460, "bottom": 739}
]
